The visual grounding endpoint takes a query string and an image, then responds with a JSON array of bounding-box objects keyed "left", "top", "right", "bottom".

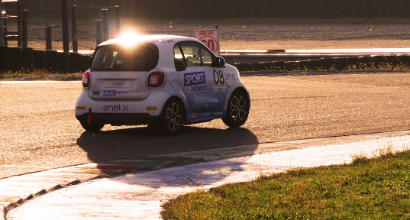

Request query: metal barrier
[
  {"left": 0, "top": 3, "right": 4, "bottom": 47},
  {"left": 0, "top": 46, "right": 91, "bottom": 72}
]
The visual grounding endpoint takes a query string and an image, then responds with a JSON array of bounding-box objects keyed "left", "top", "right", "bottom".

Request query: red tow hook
[{"left": 87, "top": 108, "right": 92, "bottom": 124}]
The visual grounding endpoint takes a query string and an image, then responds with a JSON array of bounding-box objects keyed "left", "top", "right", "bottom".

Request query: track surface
[{"left": 2, "top": 73, "right": 410, "bottom": 179}]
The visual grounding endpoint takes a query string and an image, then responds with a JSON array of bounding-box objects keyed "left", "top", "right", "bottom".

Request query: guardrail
[{"left": 1, "top": 47, "right": 410, "bottom": 73}]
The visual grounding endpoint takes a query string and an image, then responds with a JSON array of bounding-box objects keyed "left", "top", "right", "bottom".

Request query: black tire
[
  {"left": 222, "top": 89, "right": 250, "bottom": 128},
  {"left": 79, "top": 118, "right": 104, "bottom": 132},
  {"left": 152, "top": 98, "right": 185, "bottom": 135}
]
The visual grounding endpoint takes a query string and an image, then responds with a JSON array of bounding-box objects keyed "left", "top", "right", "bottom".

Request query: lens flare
[{"left": 117, "top": 30, "right": 142, "bottom": 48}]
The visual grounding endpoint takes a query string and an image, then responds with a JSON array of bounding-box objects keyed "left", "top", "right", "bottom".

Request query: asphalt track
[
  {"left": 7, "top": 134, "right": 409, "bottom": 219},
  {"left": 2, "top": 73, "right": 410, "bottom": 179}
]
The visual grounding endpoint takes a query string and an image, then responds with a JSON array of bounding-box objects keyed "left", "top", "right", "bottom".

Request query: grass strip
[{"left": 162, "top": 150, "right": 409, "bottom": 219}]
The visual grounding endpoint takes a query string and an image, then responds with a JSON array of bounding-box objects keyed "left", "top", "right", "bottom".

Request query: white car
[{"left": 75, "top": 34, "right": 250, "bottom": 134}]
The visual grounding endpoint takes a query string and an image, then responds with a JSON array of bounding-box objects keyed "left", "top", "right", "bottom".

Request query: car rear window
[{"left": 91, "top": 43, "right": 159, "bottom": 71}]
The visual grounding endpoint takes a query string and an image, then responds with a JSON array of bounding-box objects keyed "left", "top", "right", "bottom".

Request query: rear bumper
[
  {"left": 75, "top": 89, "right": 171, "bottom": 117},
  {"left": 76, "top": 112, "right": 156, "bottom": 126}
]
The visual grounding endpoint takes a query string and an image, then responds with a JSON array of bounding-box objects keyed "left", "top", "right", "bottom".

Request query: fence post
[
  {"left": 61, "top": 0, "right": 69, "bottom": 53},
  {"left": 71, "top": 4, "right": 78, "bottom": 53},
  {"left": 17, "top": 0, "right": 22, "bottom": 47},
  {"left": 96, "top": 20, "right": 102, "bottom": 45},
  {"left": 101, "top": 8, "right": 109, "bottom": 41},
  {"left": 0, "top": 3, "right": 4, "bottom": 47},
  {"left": 3, "top": 17, "right": 7, "bottom": 46},
  {"left": 45, "top": 25, "right": 52, "bottom": 51},
  {"left": 115, "top": 5, "right": 121, "bottom": 35},
  {"left": 21, "top": 9, "right": 28, "bottom": 48}
]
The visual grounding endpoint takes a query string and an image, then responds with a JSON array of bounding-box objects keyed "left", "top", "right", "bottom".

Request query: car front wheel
[{"left": 222, "top": 89, "right": 250, "bottom": 128}]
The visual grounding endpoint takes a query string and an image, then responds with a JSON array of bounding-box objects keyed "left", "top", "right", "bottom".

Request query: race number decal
[{"left": 213, "top": 69, "right": 225, "bottom": 85}]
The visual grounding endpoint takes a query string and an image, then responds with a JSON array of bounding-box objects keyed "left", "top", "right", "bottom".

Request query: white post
[
  {"left": 0, "top": 3, "right": 4, "bottom": 47},
  {"left": 215, "top": 25, "right": 220, "bottom": 56}
]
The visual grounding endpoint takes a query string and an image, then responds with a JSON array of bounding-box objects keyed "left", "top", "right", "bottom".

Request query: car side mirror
[
  {"left": 175, "top": 59, "right": 186, "bottom": 71},
  {"left": 215, "top": 57, "right": 225, "bottom": 67}
]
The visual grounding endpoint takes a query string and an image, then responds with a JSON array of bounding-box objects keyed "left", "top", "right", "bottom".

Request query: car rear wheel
[
  {"left": 79, "top": 118, "right": 104, "bottom": 132},
  {"left": 152, "top": 98, "right": 184, "bottom": 135},
  {"left": 222, "top": 89, "right": 250, "bottom": 128}
]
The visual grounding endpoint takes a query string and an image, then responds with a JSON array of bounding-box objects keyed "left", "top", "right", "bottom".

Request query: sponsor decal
[
  {"left": 184, "top": 72, "right": 208, "bottom": 93},
  {"left": 160, "top": 39, "right": 175, "bottom": 44},
  {"left": 104, "top": 81, "right": 132, "bottom": 88},
  {"left": 225, "top": 72, "right": 237, "bottom": 80},
  {"left": 184, "top": 72, "right": 205, "bottom": 86},
  {"left": 111, "top": 81, "right": 125, "bottom": 87},
  {"left": 103, "top": 104, "right": 129, "bottom": 112},
  {"left": 103, "top": 90, "right": 117, "bottom": 96},
  {"left": 102, "top": 90, "right": 128, "bottom": 96},
  {"left": 169, "top": 79, "right": 179, "bottom": 88},
  {"left": 116, "top": 91, "right": 129, "bottom": 95},
  {"left": 189, "top": 84, "right": 208, "bottom": 93}
]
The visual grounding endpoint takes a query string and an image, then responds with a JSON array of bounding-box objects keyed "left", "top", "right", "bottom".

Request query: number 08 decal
[{"left": 213, "top": 69, "right": 225, "bottom": 85}]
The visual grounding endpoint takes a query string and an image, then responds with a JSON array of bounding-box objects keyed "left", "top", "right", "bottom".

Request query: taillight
[
  {"left": 82, "top": 71, "right": 90, "bottom": 88},
  {"left": 147, "top": 72, "right": 164, "bottom": 87}
]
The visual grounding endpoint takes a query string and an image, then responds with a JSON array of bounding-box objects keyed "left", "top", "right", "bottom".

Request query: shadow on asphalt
[{"left": 77, "top": 126, "right": 259, "bottom": 185}]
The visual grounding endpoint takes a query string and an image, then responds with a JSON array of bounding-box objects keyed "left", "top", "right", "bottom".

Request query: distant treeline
[{"left": 24, "top": 0, "right": 410, "bottom": 19}]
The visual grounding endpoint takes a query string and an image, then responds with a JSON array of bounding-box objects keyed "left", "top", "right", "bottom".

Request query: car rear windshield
[{"left": 91, "top": 43, "right": 159, "bottom": 71}]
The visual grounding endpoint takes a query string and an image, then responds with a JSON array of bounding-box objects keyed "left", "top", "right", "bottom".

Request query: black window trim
[
  {"left": 174, "top": 43, "right": 187, "bottom": 66},
  {"left": 176, "top": 41, "right": 217, "bottom": 67}
]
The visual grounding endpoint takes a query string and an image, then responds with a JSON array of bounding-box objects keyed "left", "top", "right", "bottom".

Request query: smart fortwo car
[{"left": 75, "top": 34, "right": 250, "bottom": 134}]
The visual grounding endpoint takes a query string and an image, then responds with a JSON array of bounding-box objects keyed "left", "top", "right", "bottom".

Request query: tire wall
[{"left": 0, "top": 46, "right": 91, "bottom": 73}]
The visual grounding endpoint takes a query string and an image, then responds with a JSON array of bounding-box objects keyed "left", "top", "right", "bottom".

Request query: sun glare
[{"left": 117, "top": 30, "right": 142, "bottom": 48}]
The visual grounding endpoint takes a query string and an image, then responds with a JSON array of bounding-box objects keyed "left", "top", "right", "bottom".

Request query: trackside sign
[{"left": 194, "top": 27, "right": 220, "bottom": 56}]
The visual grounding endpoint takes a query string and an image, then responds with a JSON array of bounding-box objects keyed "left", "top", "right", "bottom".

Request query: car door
[
  {"left": 174, "top": 41, "right": 226, "bottom": 113},
  {"left": 198, "top": 43, "right": 228, "bottom": 113}
]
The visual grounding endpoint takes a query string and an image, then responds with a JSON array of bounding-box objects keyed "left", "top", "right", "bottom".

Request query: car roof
[{"left": 98, "top": 34, "right": 199, "bottom": 47}]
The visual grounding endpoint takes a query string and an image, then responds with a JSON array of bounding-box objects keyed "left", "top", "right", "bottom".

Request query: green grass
[{"left": 162, "top": 150, "right": 410, "bottom": 219}]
